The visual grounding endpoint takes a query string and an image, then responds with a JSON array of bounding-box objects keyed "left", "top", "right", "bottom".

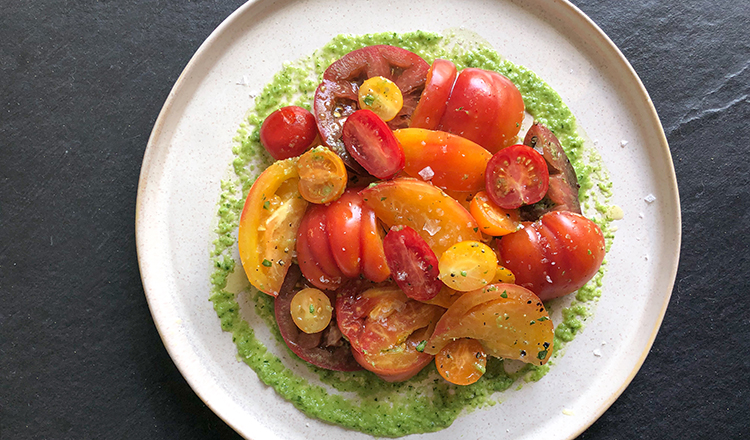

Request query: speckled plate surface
[{"left": 135, "top": 0, "right": 680, "bottom": 438}]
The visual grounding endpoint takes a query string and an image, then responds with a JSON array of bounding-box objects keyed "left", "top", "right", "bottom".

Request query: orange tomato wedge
[{"left": 469, "top": 191, "right": 520, "bottom": 236}]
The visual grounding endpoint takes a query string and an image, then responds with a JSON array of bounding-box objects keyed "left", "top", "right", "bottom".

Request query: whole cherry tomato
[
  {"left": 497, "top": 211, "right": 605, "bottom": 301},
  {"left": 259, "top": 106, "right": 318, "bottom": 160},
  {"left": 438, "top": 68, "right": 524, "bottom": 154}
]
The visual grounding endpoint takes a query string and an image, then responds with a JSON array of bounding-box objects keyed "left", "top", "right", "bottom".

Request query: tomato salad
[{"left": 237, "top": 45, "right": 605, "bottom": 385}]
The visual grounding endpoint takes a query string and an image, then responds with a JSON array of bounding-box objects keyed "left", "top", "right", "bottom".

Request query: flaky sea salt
[
  {"left": 644, "top": 193, "right": 657, "bottom": 203},
  {"left": 620, "top": 139, "right": 629, "bottom": 147},
  {"left": 418, "top": 166, "right": 434, "bottom": 180}
]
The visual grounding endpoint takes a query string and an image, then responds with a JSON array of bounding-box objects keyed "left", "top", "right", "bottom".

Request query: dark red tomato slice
[
  {"left": 326, "top": 189, "right": 363, "bottom": 278},
  {"left": 335, "top": 280, "right": 444, "bottom": 381},
  {"left": 437, "top": 68, "right": 525, "bottom": 154},
  {"left": 297, "top": 205, "right": 343, "bottom": 290},
  {"left": 259, "top": 106, "right": 318, "bottom": 160},
  {"left": 273, "top": 265, "right": 362, "bottom": 371},
  {"left": 485, "top": 144, "right": 550, "bottom": 209},
  {"left": 497, "top": 211, "right": 605, "bottom": 301},
  {"left": 342, "top": 109, "right": 405, "bottom": 179},
  {"left": 520, "top": 122, "right": 582, "bottom": 220},
  {"left": 410, "top": 59, "right": 457, "bottom": 129},
  {"left": 382, "top": 225, "right": 442, "bottom": 301},
  {"left": 314, "top": 45, "right": 429, "bottom": 171}
]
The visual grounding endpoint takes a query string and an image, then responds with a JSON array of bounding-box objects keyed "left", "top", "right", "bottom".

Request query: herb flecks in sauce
[{"left": 209, "top": 30, "right": 616, "bottom": 436}]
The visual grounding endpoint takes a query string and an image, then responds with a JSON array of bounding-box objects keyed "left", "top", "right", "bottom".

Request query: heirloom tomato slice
[
  {"left": 425, "top": 283, "right": 554, "bottom": 366},
  {"left": 238, "top": 158, "right": 309, "bottom": 296},
  {"left": 410, "top": 59, "right": 457, "bottom": 129},
  {"left": 360, "top": 178, "right": 481, "bottom": 257},
  {"left": 394, "top": 128, "right": 492, "bottom": 192},
  {"left": 314, "top": 45, "right": 429, "bottom": 171},
  {"left": 336, "top": 282, "right": 444, "bottom": 382},
  {"left": 382, "top": 225, "right": 442, "bottom": 301}
]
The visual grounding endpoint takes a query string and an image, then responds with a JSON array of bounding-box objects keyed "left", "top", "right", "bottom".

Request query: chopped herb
[
  {"left": 415, "top": 340, "right": 427, "bottom": 352},
  {"left": 537, "top": 349, "right": 549, "bottom": 360},
  {"left": 263, "top": 201, "right": 270, "bottom": 210},
  {"left": 309, "top": 304, "right": 315, "bottom": 314},
  {"left": 363, "top": 94, "right": 376, "bottom": 106},
  {"left": 475, "top": 363, "right": 486, "bottom": 374},
  {"left": 460, "top": 270, "right": 468, "bottom": 277},
  {"left": 262, "top": 259, "right": 272, "bottom": 267},
  {"left": 500, "top": 290, "right": 508, "bottom": 298}
]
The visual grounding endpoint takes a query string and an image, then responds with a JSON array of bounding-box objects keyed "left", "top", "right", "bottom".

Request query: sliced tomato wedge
[
  {"left": 326, "top": 190, "right": 363, "bottom": 278},
  {"left": 313, "top": 45, "right": 429, "bottom": 171},
  {"left": 410, "top": 59, "right": 457, "bottom": 130},
  {"left": 485, "top": 144, "right": 550, "bottom": 209},
  {"left": 297, "top": 205, "right": 344, "bottom": 290},
  {"left": 382, "top": 225, "right": 442, "bottom": 301},
  {"left": 342, "top": 109, "right": 405, "bottom": 179}
]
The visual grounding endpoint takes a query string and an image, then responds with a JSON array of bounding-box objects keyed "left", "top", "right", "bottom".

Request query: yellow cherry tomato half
[
  {"left": 439, "top": 241, "right": 498, "bottom": 292},
  {"left": 435, "top": 338, "right": 487, "bottom": 385},
  {"left": 492, "top": 265, "right": 516, "bottom": 284},
  {"left": 290, "top": 287, "right": 333, "bottom": 334},
  {"left": 358, "top": 76, "right": 403, "bottom": 122},
  {"left": 297, "top": 146, "right": 347, "bottom": 204},
  {"left": 469, "top": 191, "right": 521, "bottom": 236}
]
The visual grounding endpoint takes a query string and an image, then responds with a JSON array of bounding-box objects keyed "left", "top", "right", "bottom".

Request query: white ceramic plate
[{"left": 136, "top": 0, "right": 680, "bottom": 438}]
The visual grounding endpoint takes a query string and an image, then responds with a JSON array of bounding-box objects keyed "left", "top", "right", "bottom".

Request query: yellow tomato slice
[
  {"left": 238, "top": 158, "right": 309, "bottom": 296},
  {"left": 297, "top": 146, "right": 347, "bottom": 204},
  {"left": 438, "top": 241, "right": 498, "bottom": 292},
  {"left": 394, "top": 128, "right": 492, "bottom": 192},
  {"left": 290, "top": 287, "right": 333, "bottom": 334},
  {"left": 435, "top": 338, "right": 487, "bottom": 385},
  {"left": 425, "top": 283, "right": 554, "bottom": 366},
  {"left": 360, "top": 178, "right": 482, "bottom": 258},
  {"left": 358, "top": 76, "right": 404, "bottom": 122}
]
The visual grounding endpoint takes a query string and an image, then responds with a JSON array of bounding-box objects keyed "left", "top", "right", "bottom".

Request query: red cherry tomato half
[
  {"left": 314, "top": 45, "right": 429, "bottom": 171},
  {"left": 438, "top": 68, "right": 524, "bottom": 154},
  {"left": 259, "top": 106, "right": 318, "bottom": 160},
  {"left": 410, "top": 59, "right": 457, "bottom": 130},
  {"left": 382, "top": 225, "right": 443, "bottom": 301},
  {"left": 274, "top": 265, "right": 362, "bottom": 371},
  {"left": 497, "top": 211, "right": 605, "bottom": 301},
  {"left": 485, "top": 144, "right": 550, "bottom": 209},
  {"left": 342, "top": 109, "right": 405, "bottom": 179}
]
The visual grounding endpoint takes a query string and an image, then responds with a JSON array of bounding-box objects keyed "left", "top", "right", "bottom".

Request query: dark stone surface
[{"left": 1, "top": 0, "right": 747, "bottom": 439}]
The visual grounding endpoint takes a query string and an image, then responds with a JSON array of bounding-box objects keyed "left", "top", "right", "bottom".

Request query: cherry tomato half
[
  {"left": 410, "top": 59, "right": 457, "bottom": 130},
  {"left": 342, "top": 109, "right": 405, "bottom": 179},
  {"left": 435, "top": 338, "right": 487, "bottom": 385},
  {"left": 438, "top": 68, "right": 524, "bottom": 154},
  {"left": 297, "top": 146, "right": 347, "bottom": 204},
  {"left": 469, "top": 191, "right": 521, "bottom": 236},
  {"left": 382, "top": 225, "right": 442, "bottom": 301},
  {"left": 259, "top": 106, "right": 318, "bottom": 160},
  {"left": 497, "top": 211, "right": 605, "bottom": 301},
  {"left": 485, "top": 144, "right": 550, "bottom": 209},
  {"left": 358, "top": 76, "right": 403, "bottom": 122},
  {"left": 438, "top": 241, "right": 497, "bottom": 292}
]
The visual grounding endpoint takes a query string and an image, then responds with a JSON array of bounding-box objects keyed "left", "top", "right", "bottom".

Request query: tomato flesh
[
  {"left": 469, "top": 191, "right": 521, "bottom": 236},
  {"left": 382, "top": 225, "right": 442, "bottom": 301},
  {"left": 297, "top": 146, "right": 347, "bottom": 204},
  {"left": 410, "top": 59, "right": 457, "bottom": 130},
  {"left": 260, "top": 106, "right": 318, "bottom": 160},
  {"left": 342, "top": 109, "right": 405, "bottom": 179},
  {"left": 498, "top": 211, "right": 605, "bottom": 300},
  {"left": 485, "top": 144, "right": 550, "bottom": 209},
  {"left": 435, "top": 339, "right": 487, "bottom": 385}
]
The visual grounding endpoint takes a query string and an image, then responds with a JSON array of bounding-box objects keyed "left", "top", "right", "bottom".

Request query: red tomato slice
[
  {"left": 336, "top": 281, "right": 444, "bottom": 381},
  {"left": 326, "top": 190, "right": 363, "bottom": 278},
  {"left": 410, "top": 59, "right": 457, "bottom": 130},
  {"left": 360, "top": 207, "right": 390, "bottom": 283},
  {"left": 342, "top": 109, "right": 405, "bottom": 179},
  {"left": 497, "top": 211, "right": 605, "bottom": 300},
  {"left": 314, "top": 45, "right": 429, "bottom": 171},
  {"left": 274, "top": 265, "right": 362, "bottom": 371},
  {"left": 382, "top": 225, "right": 442, "bottom": 301},
  {"left": 259, "top": 106, "right": 318, "bottom": 160},
  {"left": 485, "top": 144, "right": 550, "bottom": 209},
  {"left": 297, "top": 205, "right": 344, "bottom": 290},
  {"left": 438, "top": 68, "right": 524, "bottom": 154}
]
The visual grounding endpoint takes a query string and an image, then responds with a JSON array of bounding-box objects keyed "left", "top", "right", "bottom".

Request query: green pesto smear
[{"left": 209, "top": 31, "right": 617, "bottom": 436}]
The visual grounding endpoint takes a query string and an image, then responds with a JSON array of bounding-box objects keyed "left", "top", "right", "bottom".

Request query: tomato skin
[
  {"left": 342, "top": 109, "right": 405, "bottom": 179},
  {"left": 326, "top": 190, "right": 364, "bottom": 278},
  {"left": 238, "top": 158, "right": 308, "bottom": 296},
  {"left": 438, "top": 68, "right": 524, "bottom": 154},
  {"left": 485, "top": 144, "right": 550, "bottom": 209},
  {"left": 426, "top": 283, "right": 554, "bottom": 365},
  {"left": 497, "top": 211, "right": 605, "bottom": 301},
  {"left": 382, "top": 226, "right": 443, "bottom": 301},
  {"left": 336, "top": 281, "right": 444, "bottom": 381},
  {"left": 394, "top": 128, "right": 492, "bottom": 192},
  {"left": 260, "top": 106, "right": 318, "bottom": 160},
  {"left": 297, "top": 205, "right": 343, "bottom": 290},
  {"left": 314, "top": 45, "right": 429, "bottom": 171},
  {"left": 410, "top": 59, "right": 457, "bottom": 130},
  {"left": 360, "top": 178, "right": 482, "bottom": 258}
]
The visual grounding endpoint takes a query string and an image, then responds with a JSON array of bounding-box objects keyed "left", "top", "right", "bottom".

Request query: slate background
[{"left": 2, "top": 0, "right": 748, "bottom": 439}]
